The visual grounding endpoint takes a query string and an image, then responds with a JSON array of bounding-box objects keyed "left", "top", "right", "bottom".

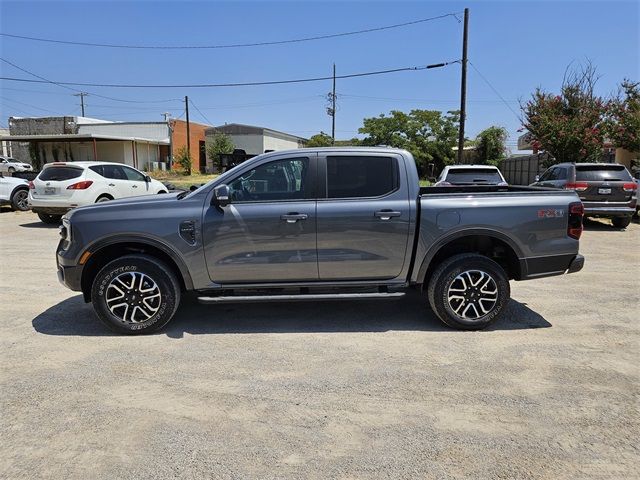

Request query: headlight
[{"left": 60, "top": 217, "right": 71, "bottom": 243}]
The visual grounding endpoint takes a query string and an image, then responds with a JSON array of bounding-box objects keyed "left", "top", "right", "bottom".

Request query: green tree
[
  {"left": 306, "top": 132, "right": 333, "bottom": 147},
  {"left": 206, "top": 133, "right": 235, "bottom": 172},
  {"left": 607, "top": 80, "right": 640, "bottom": 153},
  {"left": 173, "top": 146, "right": 192, "bottom": 175},
  {"left": 358, "top": 109, "right": 459, "bottom": 176},
  {"left": 334, "top": 137, "right": 361, "bottom": 147},
  {"left": 522, "top": 62, "right": 609, "bottom": 163},
  {"left": 475, "top": 126, "right": 508, "bottom": 165}
]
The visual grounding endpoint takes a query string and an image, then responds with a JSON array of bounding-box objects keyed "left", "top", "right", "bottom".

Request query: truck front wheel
[
  {"left": 91, "top": 254, "right": 181, "bottom": 334},
  {"left": 427, "top": 254, "right": 510, "bottom": 330}
]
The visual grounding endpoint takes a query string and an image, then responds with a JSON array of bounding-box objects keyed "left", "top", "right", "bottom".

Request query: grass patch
[{"left": 149, "top": 171, "right": 219, "bottom": 189}]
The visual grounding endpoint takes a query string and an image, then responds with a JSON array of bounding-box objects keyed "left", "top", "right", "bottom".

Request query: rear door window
[
  {"left": 326, "top": 156, "right": 397, "bottom": 198},
  {"left": 575, "top": 165, "right": 632, "bottom": 181},
  {"left": 445, "top": 168, "right": 503, "bottom": 184},
  {"left": 101, "top": 165, "right": 128, "bottom": 180},
  {"left": 39, "top": 166, "right": 83, "bottom": 181}
]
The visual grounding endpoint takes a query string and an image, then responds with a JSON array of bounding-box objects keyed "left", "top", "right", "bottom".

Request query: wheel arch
[
  {"left": 416, "top": 229, "right": 524, "bottom": 286},
  {"left": 80, "top": 236, "right": 194, "bottom": 302},
  {"left": 10, "top": 184, "right": 29, "bottom": 198},
  {"left": 95, "top": 193, "right": 114, "bottom": 201}
]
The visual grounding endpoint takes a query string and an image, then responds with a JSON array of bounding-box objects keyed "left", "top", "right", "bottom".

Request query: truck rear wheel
[
  {"left": 427, "top": 253, "right": 510, "bottom": 330},
  {"left": 90, "top": 254, "right": 181, "bottom": 334}
]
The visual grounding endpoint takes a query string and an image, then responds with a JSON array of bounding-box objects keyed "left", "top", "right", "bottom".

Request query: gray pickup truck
[{"left": 56, "top": 147, "right": 585, "bottom": 334}]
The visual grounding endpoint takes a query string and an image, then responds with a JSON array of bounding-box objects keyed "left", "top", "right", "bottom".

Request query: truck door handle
[
  {"left": 374, "top": 210, "right": 401, "bottom": 220},
  {"left": 280, "top": 213, "right": 308, "bottom": 223}
]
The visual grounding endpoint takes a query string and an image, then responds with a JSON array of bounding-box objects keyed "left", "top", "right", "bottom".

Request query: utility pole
[
  {"left": 326, "top": 64, "right": 337, "bottom": 145},
  {"left": 456, "top": 8, "right": 469, "bottom": 164},
  {"left": 184, "top": 95, "right": 191, "bottom": 163},
  {"left": 73, "top": 92, "right": 88, "bottom": 116},
  {"left": 161, "top": 112, "right": 171, "bottom": 122},
  {"left": 331, "top": 63, "right": 336, "bottom": 144}
]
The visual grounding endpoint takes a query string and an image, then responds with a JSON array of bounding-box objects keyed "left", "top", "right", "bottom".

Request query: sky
[{"left": 1, "top": 0, "right": 638, "bottom": 151}]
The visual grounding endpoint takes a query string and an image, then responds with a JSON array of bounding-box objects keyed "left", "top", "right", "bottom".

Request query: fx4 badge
[{"left": 538, "top": 208, "right": 564, "bottom": 218}]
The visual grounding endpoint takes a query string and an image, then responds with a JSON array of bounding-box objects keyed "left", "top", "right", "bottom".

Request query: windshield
[
  {"left": 575, "top": 165, "right": 632, "bottom": 182},
  {"left": 445, "top": 168, "right": 504, "bottom": 184}
]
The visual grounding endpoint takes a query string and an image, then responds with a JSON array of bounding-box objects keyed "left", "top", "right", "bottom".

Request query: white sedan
[
  {"left": 29, "top": 161, "right": 167, "bottom": 223},
  {"left": 0, "top": 156, "right": 33, "bottom": 174}
]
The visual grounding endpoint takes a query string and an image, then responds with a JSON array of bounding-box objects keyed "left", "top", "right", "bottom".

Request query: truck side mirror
[{"left": 213, "top": 184, "right": 231, "bottom": 207}]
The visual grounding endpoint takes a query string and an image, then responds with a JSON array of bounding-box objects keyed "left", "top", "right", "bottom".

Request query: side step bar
[{"left": 197, "top": 292, "right": 405, "bottom": 304}]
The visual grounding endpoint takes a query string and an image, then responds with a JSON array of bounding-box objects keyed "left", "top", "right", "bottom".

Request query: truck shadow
[
  {"left": 19, "top": 221, "right": 59, "bottom": 229},
  {"left": 32, "top": 291, "right": 551, "bottom": 337}
]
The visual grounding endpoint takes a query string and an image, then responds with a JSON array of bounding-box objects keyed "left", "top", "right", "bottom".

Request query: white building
[{"left": 206, "top": 123, "right": 306, "bottom": 156}]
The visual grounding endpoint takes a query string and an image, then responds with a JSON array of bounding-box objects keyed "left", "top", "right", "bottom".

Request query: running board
[{"left": 197, "top": 292, "right": 405, "bottom": 304}]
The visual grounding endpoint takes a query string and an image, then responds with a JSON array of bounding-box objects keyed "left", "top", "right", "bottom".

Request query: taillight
[
  {"left": 623, "top": 182, "right": 637, "bottom": 192},
  {"left": 568, "top": 201, "right": 584, "bottom": 240},
  {"left": 67, "top": 180, "right": 93, "bottom": 190},
  {"left": 565, "top": 182, "right": 588, "bottom": 192},
  {"left": 28, "top": 181, "right": 35, "bottom": 190}
]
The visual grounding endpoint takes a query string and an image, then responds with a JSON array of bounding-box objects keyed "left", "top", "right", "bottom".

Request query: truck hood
[{"left": 67, "top": 192, "right": 182, "bottom": 219}]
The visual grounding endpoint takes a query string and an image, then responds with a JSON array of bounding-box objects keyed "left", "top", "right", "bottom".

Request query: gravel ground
[{"left": 1, "top": 209, "right": 638, "bottom": 479}]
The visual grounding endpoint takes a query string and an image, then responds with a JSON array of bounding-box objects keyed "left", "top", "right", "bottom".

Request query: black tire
[
  {"left": 37, "top": 212, "right": 62, "bottom": 224},
  {"left": 157, "top": 190, "right": 167, "bottom": 194},
  {"left": 8, "top": 167, "right": 15, "bottom": 173},
  {"left": 427, "top": 253, "right": 510, "bottom": 330},
  {"left": 91, "top": 254, "right": 181, "bottom": 334},
  {"left": 11, "top": 188, "right": 30, "bottom": 211},
  {"left": 95, "top": 195, "right": 112, "bottom": 203},
  {"left": 612, "top": 216, "right": 631, "bottom": 229}
]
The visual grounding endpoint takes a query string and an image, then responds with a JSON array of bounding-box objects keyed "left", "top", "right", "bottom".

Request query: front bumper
[{"left": 56, "top": 239, "right": 83, "bottom": 292}]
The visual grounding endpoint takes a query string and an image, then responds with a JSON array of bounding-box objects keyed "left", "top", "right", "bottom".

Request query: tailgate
[{"left": 575, "top": 165, "right": 634, "bottom": 203}]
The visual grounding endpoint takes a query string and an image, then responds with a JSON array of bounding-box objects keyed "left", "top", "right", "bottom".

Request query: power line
[
  {"left": 341, "top": 93, "right": 518, "bottom": 103},
  {"left": 188, "top": 98, "right": 214, "bottom": 126},
  {"left": 0, "top": 61, "right": 458, "bottom": 89},
  {"left": 0, "top": 57, "right": 182, "bottom": 104},
  {"left": 468, "top": 61, "right": 522, "bottom": 121},
  {"left": 0, "top": 13, "right": 460, "bottom": 50},
  {"left": 0, "top": 95, "right": 61, "bottom": 114}
]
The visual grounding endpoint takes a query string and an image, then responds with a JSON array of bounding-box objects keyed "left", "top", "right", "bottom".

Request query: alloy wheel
[
  {"left": 105, "top": 271, "right": 162, "bottom": 324},
  {"left": 446, "top": 269, "right": 498, "bottom": 320}
]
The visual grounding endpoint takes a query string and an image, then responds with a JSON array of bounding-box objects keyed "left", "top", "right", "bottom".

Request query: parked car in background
[
  {"left": 0, "top": 172, "right": 30, "bottom": 211},
  {"left": 530, "top": 162, "right": 637, "bottom": 228},
  {"left": 434, "top": 165, "right": 508, "bottom": 186},
  {"left": 29, "top": 162, "right": 167, "bottom": 224},
  {"left": 0, "top": 156, "right": 33, "bottom": 174}
]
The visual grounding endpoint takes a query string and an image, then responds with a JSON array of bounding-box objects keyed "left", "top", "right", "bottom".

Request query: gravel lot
[{"left": 1, "top": 209, "right": 638, "bottom": 479}]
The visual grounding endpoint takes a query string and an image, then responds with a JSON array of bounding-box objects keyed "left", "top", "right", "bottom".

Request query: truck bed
[{"left": 419, "top": 185, "right": 564, "bottom": 196}]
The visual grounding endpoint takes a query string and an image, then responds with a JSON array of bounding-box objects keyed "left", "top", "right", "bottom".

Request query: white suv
[
  {"left": 0, "top": 172, "right": 30, "bottom": 211},
  {"left": 434, "top": 165, "right": 508, "bottom": 186},
  {"left": 29, "top": 162, "right": 167, "bottom": 223},
  {"left": 0, "top": 156, "right": 33, "bottom": 173}
]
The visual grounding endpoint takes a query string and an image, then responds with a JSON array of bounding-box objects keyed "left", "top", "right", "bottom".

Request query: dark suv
[{"left": 531, "top": 162, "right": 637, "bottom": 228}]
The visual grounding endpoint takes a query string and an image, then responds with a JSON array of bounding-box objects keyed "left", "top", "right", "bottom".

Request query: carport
[{"left": 0, "top": 133, "right": 169, "bottom": 170}]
